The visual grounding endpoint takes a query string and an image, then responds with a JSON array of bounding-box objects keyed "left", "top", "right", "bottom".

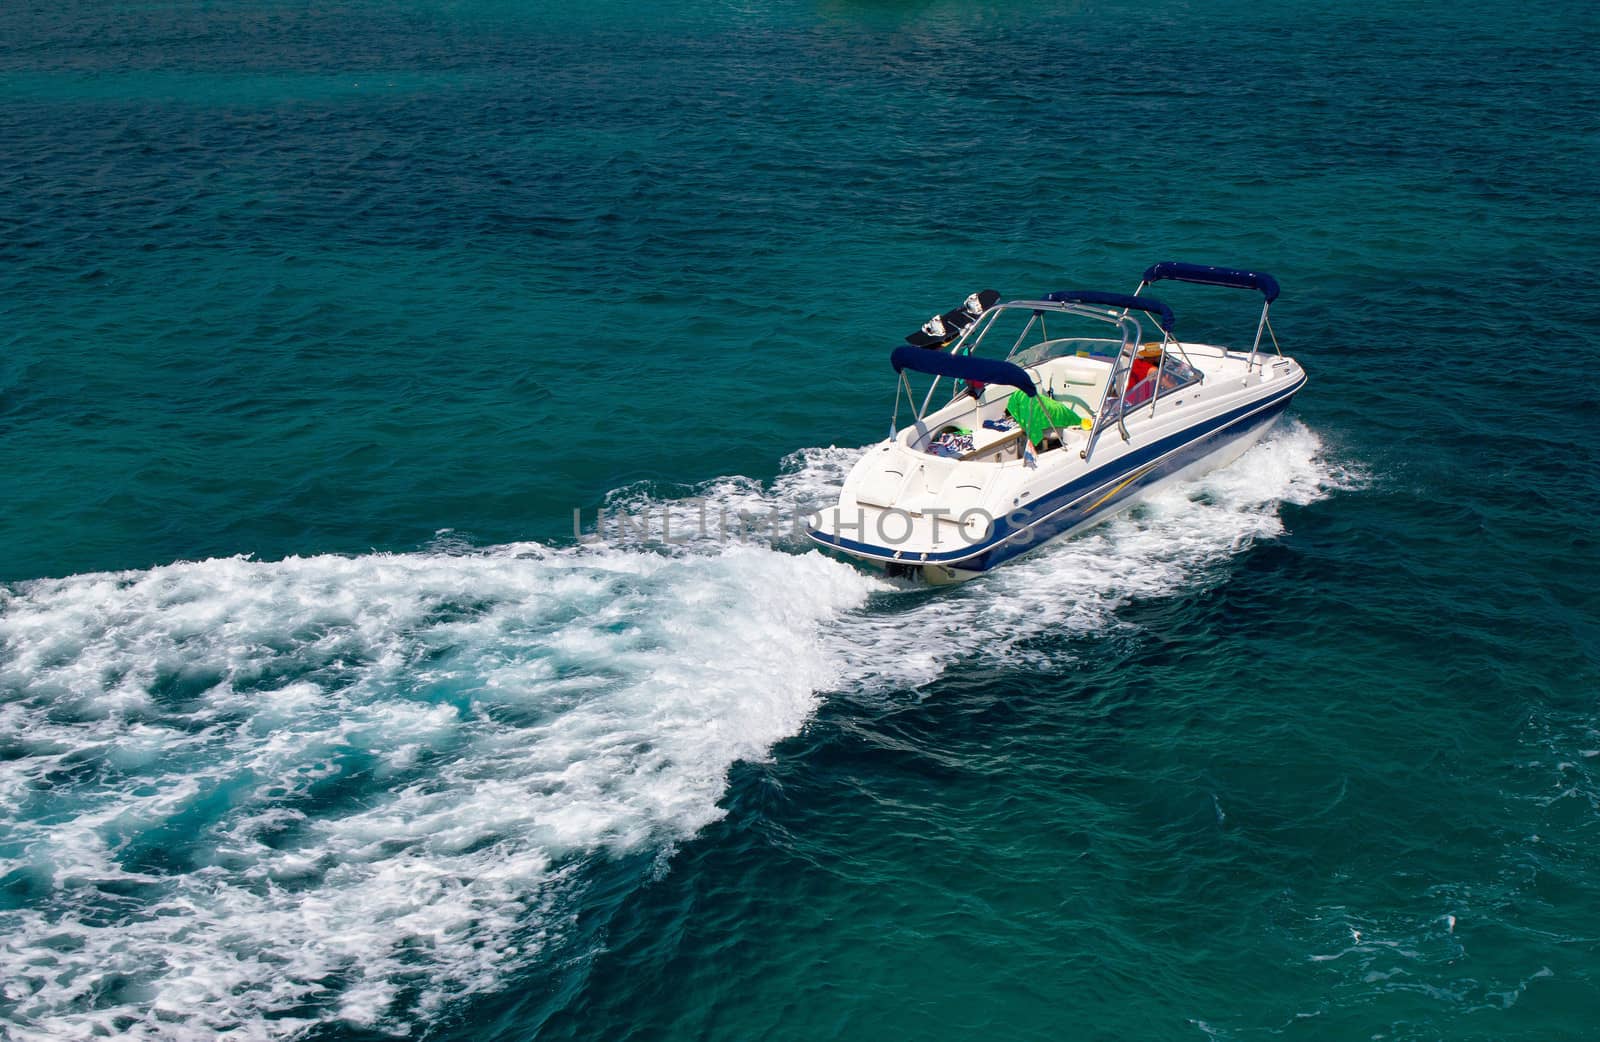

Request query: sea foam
[{"left": 0, "top": 421, "right": 1347, "bottom": 1040}]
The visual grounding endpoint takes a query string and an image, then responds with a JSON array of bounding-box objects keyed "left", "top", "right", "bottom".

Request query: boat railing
[
  {"left": 914, "top": 300, "right": 1126, "bottom": 420},
  {"left": 899, "top": 297, "right": 1204, "bottom": 464}
]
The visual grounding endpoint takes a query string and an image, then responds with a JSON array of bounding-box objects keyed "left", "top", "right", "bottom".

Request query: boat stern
[{"left": 806, "top": 441, "right": 1000, "bottom": 580}]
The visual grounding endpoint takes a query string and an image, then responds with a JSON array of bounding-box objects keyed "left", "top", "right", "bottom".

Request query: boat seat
[{"left": 1025, "top": 357, "right": 1110, "bottom": 415}]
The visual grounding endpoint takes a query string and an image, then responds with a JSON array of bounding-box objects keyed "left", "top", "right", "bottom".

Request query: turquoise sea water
[{"left": 3, "top": 1, "right": 1598, "bottom": 1039}]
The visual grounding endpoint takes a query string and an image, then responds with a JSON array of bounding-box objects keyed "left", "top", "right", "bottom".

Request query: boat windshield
[
  {"left": 1007, "top": 337, "right": 1122, "bottom": 368},
  {"left": 1103, "top": 353, "right": 1204, "bottom": 421}
]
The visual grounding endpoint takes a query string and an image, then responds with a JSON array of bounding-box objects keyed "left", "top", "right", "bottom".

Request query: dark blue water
[{"left": 3, "top": 1, "right": 1597, "bottom": 1039}]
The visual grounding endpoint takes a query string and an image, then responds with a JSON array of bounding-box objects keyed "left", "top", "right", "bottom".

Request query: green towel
[{"left": 1006, "top": 390, "right": 1083, "bottom": 446}]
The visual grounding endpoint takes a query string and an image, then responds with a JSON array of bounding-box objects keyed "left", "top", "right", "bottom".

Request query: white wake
[{"left": 0, "top": 421, "right": 1352, "bottom": 1040}]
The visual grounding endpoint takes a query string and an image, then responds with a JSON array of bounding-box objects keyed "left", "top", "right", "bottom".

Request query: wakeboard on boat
[{"left": 806, "top": 262, "right": 1308, "bottom": 583}]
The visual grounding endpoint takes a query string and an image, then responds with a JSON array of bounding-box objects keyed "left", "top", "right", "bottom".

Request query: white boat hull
[{"left": 808, "top": 347, "right": 1306, "bottom": 582}]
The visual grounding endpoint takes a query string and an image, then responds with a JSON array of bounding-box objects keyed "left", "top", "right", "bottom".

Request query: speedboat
[{"left": 806, "top": 262, "right": 1308, "bottom": 583}]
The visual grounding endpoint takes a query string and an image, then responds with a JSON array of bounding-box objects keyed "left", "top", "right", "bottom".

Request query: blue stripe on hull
[{"left": 809, "top": 376, "right": 1303, "bottom": 571}]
